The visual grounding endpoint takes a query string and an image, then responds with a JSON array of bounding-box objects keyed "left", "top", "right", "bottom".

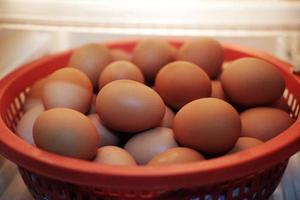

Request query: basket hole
[
  {"left": 29, "top": 174, "right": 36, "bottom": 182},
  {"left": 294, "top": 105, "right": 300, "bottom": 117},
  {"left": 47, "top": 184, "right": 53, "bottom": 192},
  {"left": 69, "top": 191, "right": 78, "bottom": 200},
  {"left": 232, "top": 188, "right": 240, "bottom": 198},
  {"left": 218, "top": 193, "right": 226, "bottom": 200},
  {"left": 10, "top": 103, "right": 17, "bottom": 116},
  {"left": 43, "top": 196, "right": 49, "bottom": 200},
  {"left": 37, "top": 178, "right": 43, "bottom": 187},
  {"left": 244, "top": 182, "right": 252, "bottom": 193},
  {"left": 252, "top": 192, "right": 257, "bottom": 200},
  {"left": 261, "top": 188, "right": 266, "bottom": 196},
  {"left": 82, "top": 194, "right": 90, "bottom": 200},
  {"left": 58, "top": 188, "right": 66, "bottom": 198},
  {"left": 287, "top": 93, "right": 294, "bottom": 106},
  {"left": 204, "top": 194, "right": 212, "bottom": 200}
]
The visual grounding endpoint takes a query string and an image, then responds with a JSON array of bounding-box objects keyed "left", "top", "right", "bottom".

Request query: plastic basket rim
[{"left": 0, "top": 39, "right": 300, "bottom": 189}]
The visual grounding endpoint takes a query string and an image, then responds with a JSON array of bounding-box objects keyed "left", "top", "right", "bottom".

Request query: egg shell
[
  {"left": 33, "top": 108, "right": 99, "bottom": 160},
  {"left": 160, "top": 106, "right": 175, "bottom": 128},
  {"left": 240, "top": 107, "right": 294, "bottom": 141},
  {"left": 88, "top": 94, "right": 97, "bottom": 114},
  {"left": 147, "top": 147, "right": 205, "bottom": 166},
  {"left": 124, "top": 127, "right": 178, "bottom": 165},
  {"left": 155, "top": 61, "right": 212, "bottom": 110},
  {"left": 98, "top": 61, "right": 145, "bottom": 88},
  {"left": 227, "top": 137, "right": 264, "bottom": 154},
  {"left": 68, "top": 43, "right": 113, "bottom": 87},
  {"left": 177, "top": 38, "right": 224, "bottom": 79},
  {"left": 270, "top": 96, "right": 291, "bottom": 113},
  {"left": 24, "top": 78, "right": 47, "bottom": 112},
  {"left": 94, "top": 146, "right": 136, "bottom": 166},
  {"left": 111, "top": 49, "right": 131, "bottom": 61},
  {"left": 211, "top": 80, "right": 226, "bottom": 100},
  {"left": 16, "top": 105, "right": 44, "bottom": 145},
  {"left": 88, "top": 114, "right": 120, "bottom": 147},
  {"left": 132, "top": 39, "right": 175, "bottom": 82},
  {"left": 42, "top": 68, "right": 93, "bottom": 113},
  {"left": 23, "top": 99, "right": 44, "bottom": 113},
  {"left": 221, "top": 57, "right": 285, "bottom": 107},
  {"left": 174, "top": 98, "right": 241, "bottom": 155},
  {"left": 96, "top": 80, "right": 165, "bottom": 133}
]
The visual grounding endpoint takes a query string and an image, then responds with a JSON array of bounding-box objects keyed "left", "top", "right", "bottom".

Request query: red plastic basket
[{"left": 0, "top": 40, "right": 300, "bottom": 200}]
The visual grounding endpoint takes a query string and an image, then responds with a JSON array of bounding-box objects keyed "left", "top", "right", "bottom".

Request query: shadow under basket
[{"left": 0, "top": 40, "right": 300, "bottom": 200}]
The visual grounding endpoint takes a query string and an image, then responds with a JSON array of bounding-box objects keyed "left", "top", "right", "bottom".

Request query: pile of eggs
[{"left": 16, "top": 38, "right": 295, "bottom": 166}]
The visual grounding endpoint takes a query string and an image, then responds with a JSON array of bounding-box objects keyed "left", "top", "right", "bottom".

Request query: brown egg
[
  {"left": 160, "top": 106, "right": 175, "bottom": 128},
  {"left": 68, "top": 43, "right": 112, "bottom": 87},
  {"left": 155, "top": 61, "right": 211, "bottom": 109},
  {"left": 211, "top": 80, "right": 226, "bottom": 100},
  {"left": 227, "top": 137, "right": 264, "bottom": 154},
  {"left": 88, "top": 114, "right": 120, "bottom": 147},
  {"left": 170, "top": 45, "right": 178, "bottom": 59},
  {"left": 24, "top": 78, "right": 47, "bottom": 112},
  {"left": 96, "top": 80, "right": 165, "bottom": 132},
  {"left": 33, "top": 108, "right": 99, "bottom": 160},
  {"left": 98, "top": 61, "right": 145, "bottom": 88},
  {"left": 88, "top": 94, "right": 97, "bottom": 114},
  {"left": 111, "top": 49, "right": 131, "bottom": 61},
  {"left": 94, "top": 146, "right": 136, "bottom": 166},
  {"left": 240, "top": 107, "right": 294, "bottom": 141},
  {"left": 222, "top": 61, "right": 232, "bottom": 71},
  {"left": 221, "top": 57, "right": 285, "bottom": 107},
  {"left": 177, "top": 38, "right": 224, "bottom": 79},
  {"left": 16, "top": 105, "right": 44, "bottom": 145},
  {"left": 124, "top": 127, "right": 178, "bottom": 164},
  {"left": 147, "top": 147, "right": 204, "bottom": 166},
  {"left": 270, "top": 96, "right": 290, "bottom": 113},
  {"left": 174, "top": 98, "right": 241, "bottom": 155},
  {"left": 132, "top": 39, "right": 174, "bottom": 82},
  {"left": 42, "top": 68, "right": 93, "bottom": 113}
]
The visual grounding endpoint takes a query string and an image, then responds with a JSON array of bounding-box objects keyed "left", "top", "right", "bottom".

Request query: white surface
[
  {"left": 0, "top": 30, "right": 50, "bottom": 79},
  {"left": 0, "top": 0, "right": 300, "bottom": 36}
]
